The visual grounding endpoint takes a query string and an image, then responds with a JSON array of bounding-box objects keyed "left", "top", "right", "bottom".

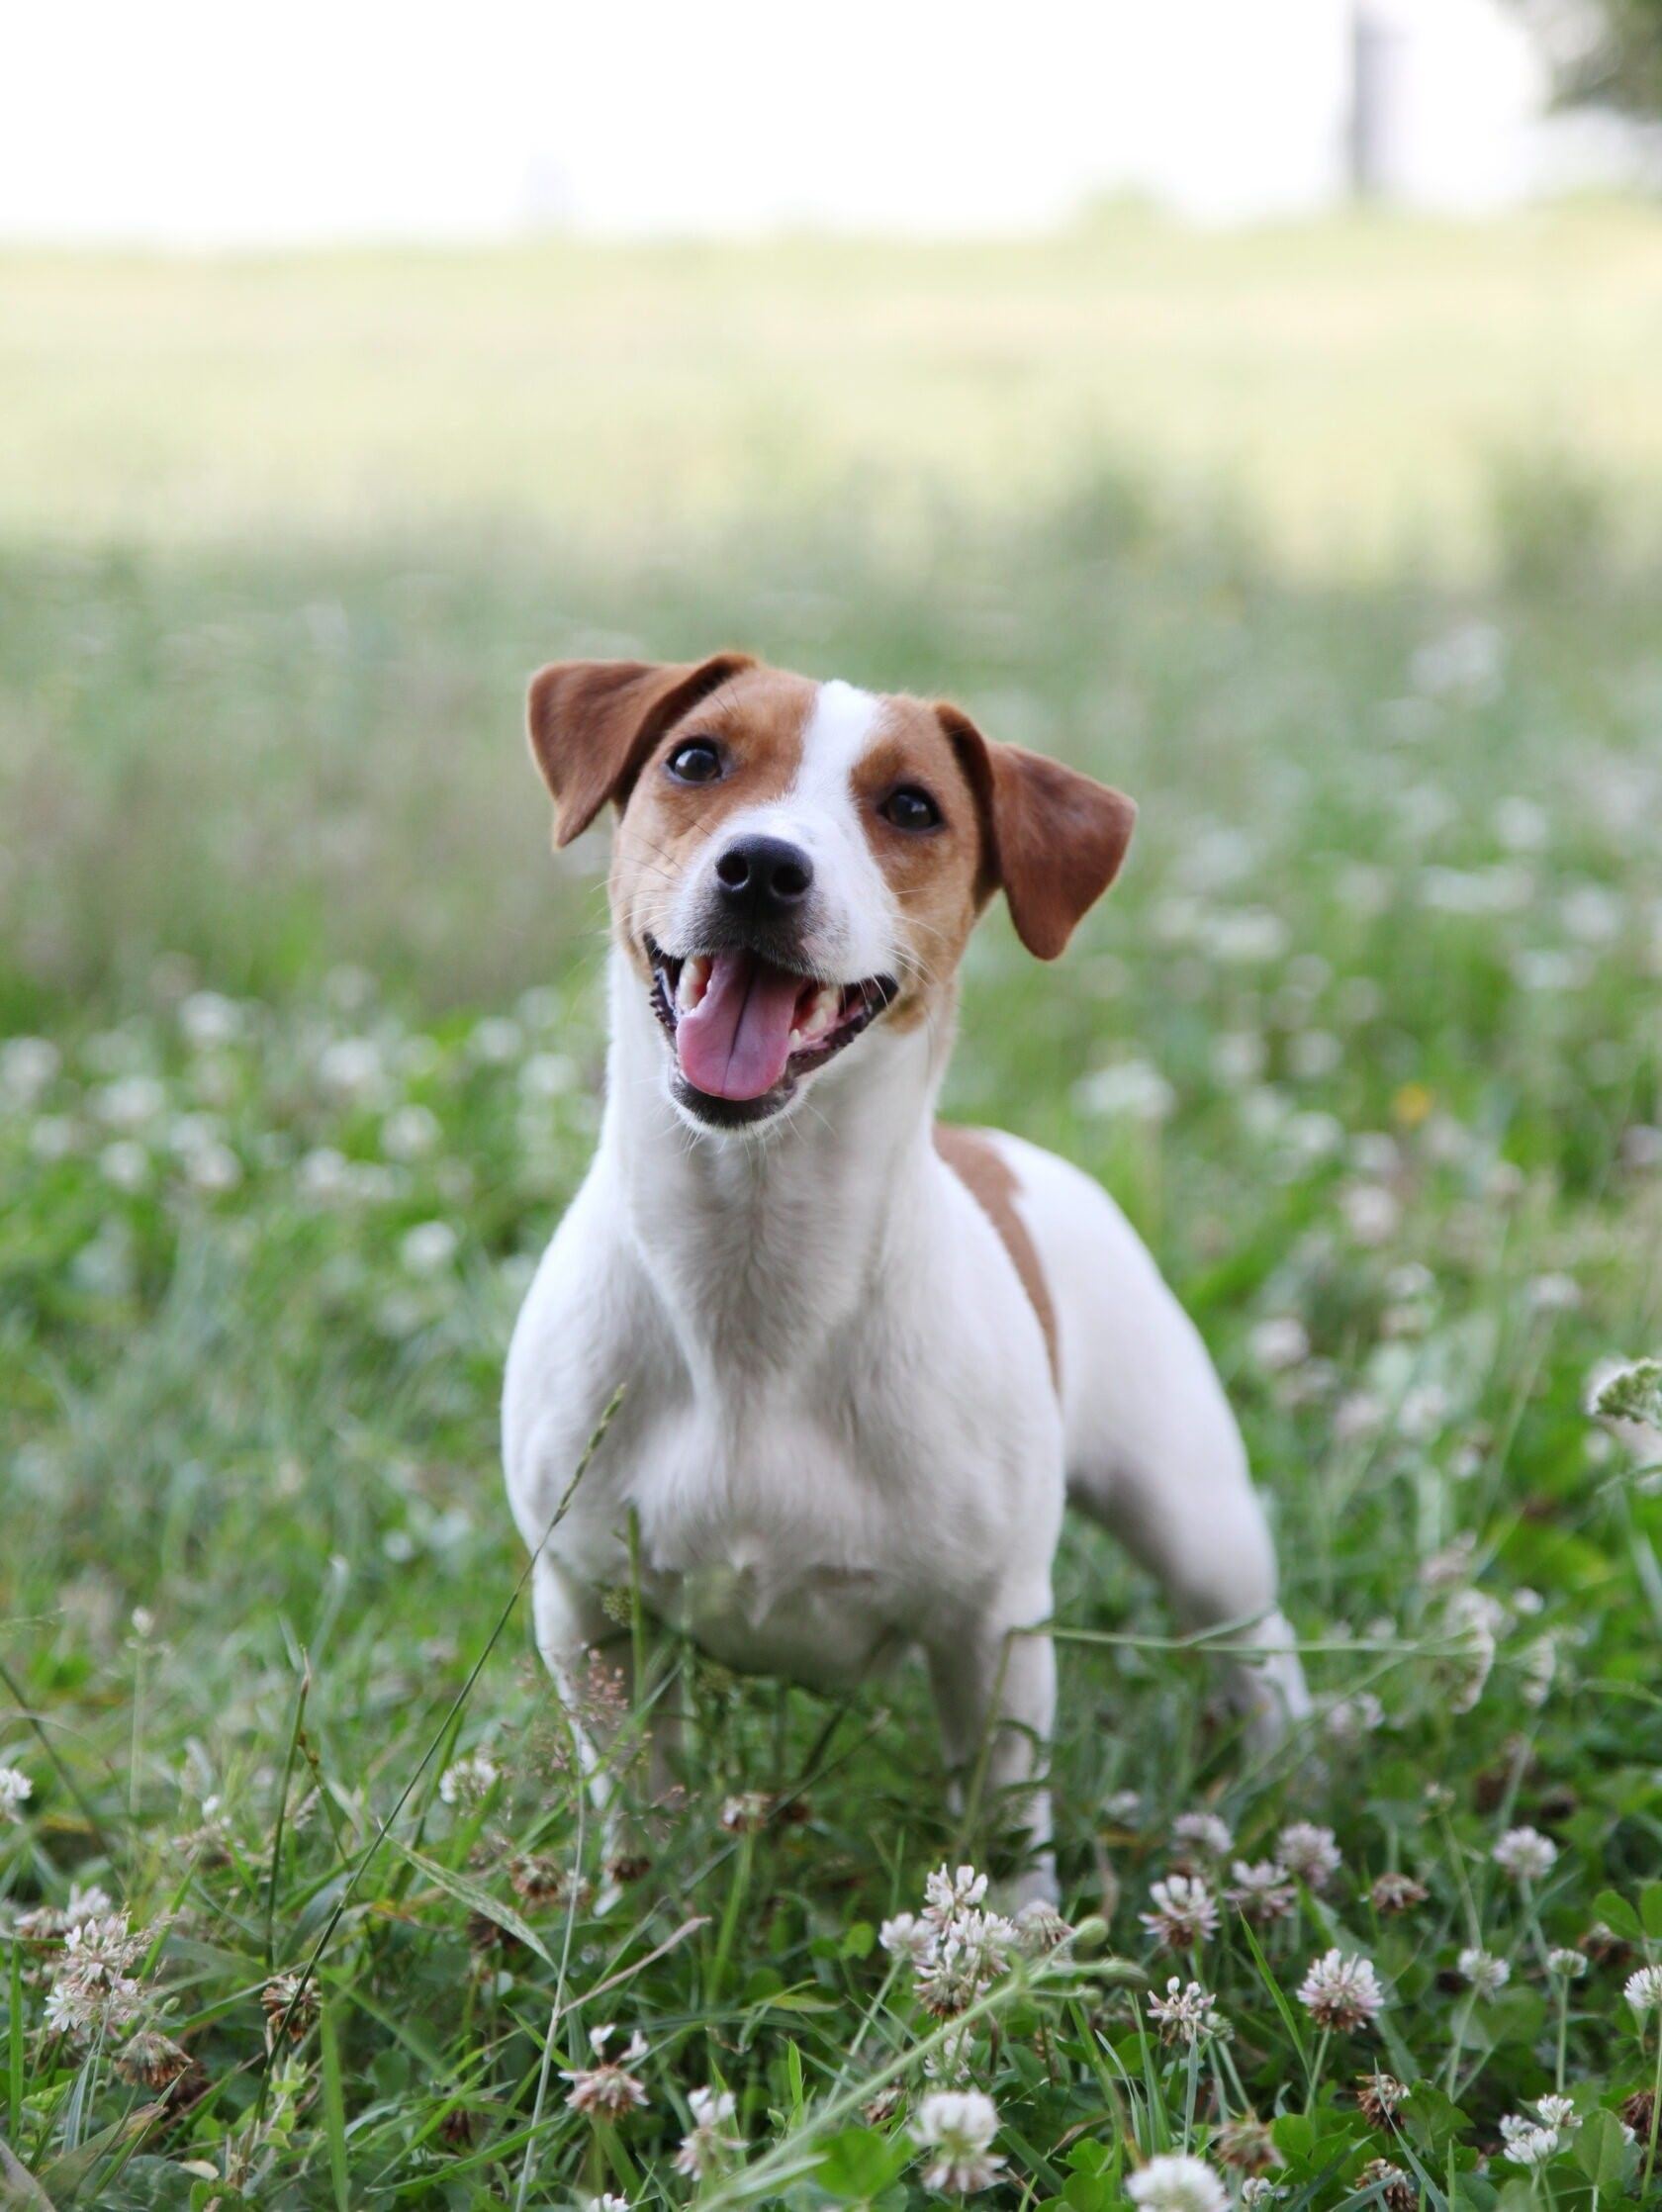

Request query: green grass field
[{"left": 3, "top": 218, "right": 1662, "bottom": 2210}]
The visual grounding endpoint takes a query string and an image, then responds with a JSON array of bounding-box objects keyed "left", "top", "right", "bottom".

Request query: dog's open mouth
[{"left": 646, "top": 935, "right": 897, "bottom": 1113}]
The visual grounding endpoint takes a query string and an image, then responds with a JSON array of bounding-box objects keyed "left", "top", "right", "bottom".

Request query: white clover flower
[
  {"left": 297, "top": 1146, "right": 355, "bottom": 1205},
  {"left": 925, "top": 1865, "right": 989, "bottom": 1917},
  {"left": 1104, "top": 1789, "right": 1144, "bottom": 1823},
  {"left": 1341, "top": 1181, "right": 1400, "bottom": 1246},
  {"left": 92, "top": 1074, "right": 167, "bottom": 1131},
  {"left": 878, "top": 1911, "right": 933, "bottom": 1965},
  {"left": 1141, "top": 1875, "right": 1219, "bottom": 1949},
  {"left": 562, "top": 2027, "right": 648, "bottom": 2118},
  {"left": 0, "top": 1764, "right": 32, "bottom": 1822},
  {"left": 1241, "top": 2179, "right": 1282, "bottom": 2209},
  {"left": 1172, "top": 1810, "right": 1234, "bottom": 1861},
  {"left": 1625, "top": 1964, "right": 1662, "bottom": 2013},
  {"left": 45, "top": 1909, "right": 149, "bottom": 2045},
  {"left": 1072, "top": 1060, "right": 1175, "bottom": 1123},
  {"left": 1502, "top": 2123, "right": 1559, "bottom": 2168},
  {"left": 1250, "top": 1318, "right": 1310, "bottom": 1373},
  {"left": 1127, "top": 2152, "right": 1229, "bottom": 2212},
  {"left": 912, "top": 2089, "right": 1003, "bottom": 2193},
  {"left": 1521, "top": 1634, "right": 1558, "bottom": 1708},
  {"left": 674, "top": 2084, "right": 741, "bottom": 2177},
  {"left": 401, "top": 1220, "right": 459, "bottom": 1276},
  {"left": 317, "top": 1037, "right": 385, "bottom": 1101},
  {"left": 520, "top": 1050, "right": 578, "bottom": 1100},
  {"left": 469, "top": 1016, "right": 524, "bottom": 1064},
  {"left": 1547, "top": 1947, "right": 1588, "bottom": 1979},
  {"left": 183, "top": 1140, "right": 242, "bottom": 1194},
  {"left": 1013, "top": 1899, "right": 1075, "bottom": 1956},
  {"left": 178, "top": 992, "right": 245, "bottom": 1049},
  {"left": 1535, "top": 2095, "right": 1578, "bottom": 2130},
  {"left": 98, "top": 1140, "right": 150, "bottom": 1192},
  {"left": 437, "top": 1751, "right": 498, "bottom": 1807},
  {"left": 1276, "top": 1822, "right": 1341, "bottom": 1889},
  {"left": 381, "top": 1104, "right": 441, "bottom": 1160},
  {"left": 586, "top": 2197, "right": 631, "bottom": 2212},
  {"left": 1492, "top": 1827, "right": 1557, "bottom": 1883},
  {"left": 886, "top": 1865, "right": 1014, "bottom": 2020},
  {"left": 1326, "top": 1693, "right": 1386, "bottom": 1744},
  {"left": 1226, "top": 1860, "right": 1295, "bottom": 1924},
  {"left": 0, "top": 1037, "right": 60, "bottom": 1108},
  {"left": 1458, "top": 1948, "right": 1510, "bottom": 1997},
  {"left": 1297, "top": 1949, "right": 1385, "bottom": 2032},
  {"left": 1147, "top": 1977, "right": 1229, "bottom": 2046}
]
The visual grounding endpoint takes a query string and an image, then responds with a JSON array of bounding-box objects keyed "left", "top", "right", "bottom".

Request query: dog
[{"left": 503, "top": 653, "right": 1308, "bottom": 1900}]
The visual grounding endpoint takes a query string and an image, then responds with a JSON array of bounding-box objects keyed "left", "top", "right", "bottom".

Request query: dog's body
[{"left": 504, "top": 657, "right": 1306, "bottom": 1897}]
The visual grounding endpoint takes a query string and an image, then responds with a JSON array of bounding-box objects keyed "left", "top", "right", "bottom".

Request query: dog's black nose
[{"left": 713, "top": 834, "right": 813, "bottom": 921}]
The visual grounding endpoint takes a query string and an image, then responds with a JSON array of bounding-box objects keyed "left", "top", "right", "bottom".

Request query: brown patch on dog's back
[{"left": 933, "top": 1124, "right": 1059, "bottom": 1386}]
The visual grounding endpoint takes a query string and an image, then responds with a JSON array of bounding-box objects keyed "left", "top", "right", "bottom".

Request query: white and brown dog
[{"left": 503, "top": 653, "right": 1308, "bottom": 1899}]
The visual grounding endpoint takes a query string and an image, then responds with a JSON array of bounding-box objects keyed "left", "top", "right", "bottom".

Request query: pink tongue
[{"left": 676, "top": 950, "right": 806, "bottom": 1100}]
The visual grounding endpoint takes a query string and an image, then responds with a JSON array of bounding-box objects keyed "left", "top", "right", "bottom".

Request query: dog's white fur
[{"left": 504, "top": 669, "right": 1307, "bottom": 1899}]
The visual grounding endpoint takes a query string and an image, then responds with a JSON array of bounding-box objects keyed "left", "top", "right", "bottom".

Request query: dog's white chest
[{"left": 578, "top": 1397, "right": 927, "bottom": 1692}]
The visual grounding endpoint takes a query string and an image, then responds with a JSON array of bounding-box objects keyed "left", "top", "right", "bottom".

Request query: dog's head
[{"left": 527, "top": 653, "right": 1136, "bottom": 1132}]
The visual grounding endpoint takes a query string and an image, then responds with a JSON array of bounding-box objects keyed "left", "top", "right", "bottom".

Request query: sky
[{"left": 0, "top": 0, "right": 1545, "bottom": 244}]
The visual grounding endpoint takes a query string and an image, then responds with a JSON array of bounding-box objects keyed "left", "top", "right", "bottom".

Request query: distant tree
[{"left": 1519, "top": 0, "right": 1662, "bottom": 113}]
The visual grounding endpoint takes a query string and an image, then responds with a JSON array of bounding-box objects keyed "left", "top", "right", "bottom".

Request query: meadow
[{"left": 3, "top": 213, "right": 1662, "bottom": 2210}]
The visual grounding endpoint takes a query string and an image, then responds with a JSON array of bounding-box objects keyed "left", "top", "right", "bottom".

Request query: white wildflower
[
  {"left": 183, "top": 1140, "right": 242, "bottom": 1193},
  {"left": 1535, "top": 2095, "right": 1578, "bottom": 2131},
  {"left": 1241, "top": 2180, "right": 1282, "bottom": 2209},
  {"left": 401, "top": 1219, "right": 459, "bottom": 1275},
  {"left": 1276, "top": 1822, "right": 1341, "bottom": 1889},
  {"left": 98, "top": 1140, "right": 150, "bottom": 1192},
  {"left": 1341, "top": 1181, "right": 1400, "bottom": 1246},
  {"left": 178, "top": 992, "right": 244, "bottom": 1049},
  {"left": 1073, "top": 1060, "right": 1175, "bottom": 1123},
  {"left": 92, "top": 1074, "right": 166, "bottom": 1131},
  {"left": 1227, "top": 1860, "right": 1295, "bottom": 1924},
  {"left": 886, "top": 1865, "right": 1015, "bottom": 2019},
  {"left": 674, "top": 2084, "right": 741, "bottom": 2177},
  {"left": 1501, "top": 2122, "right": 1559, "bottom": 2168},
  {"left": 437, "top": 1751, "right": 498, "bottom": 1806},
  {"left": 0, "top": 1037, "right": 60, "bottom": 1107},
  {"left": 381, "top": 1104, "right": 441, "bottom": 1160},
  {"left": 1141, "top": 1875, "right": 1219, "bottom": 1949},
  {"left": 1547, "top": 1948, "right": 1588, "bottom": 1979},
  {"left": 1250, "top": 1318, "right": 1310, "bottom": 1373},
  {"left": 1625, "top": 1964, "right": 1662, "bottom": 2013},
  {"left": 1297, "top": 1949, "right": 1385, "bottom": 2032},
  {"left": 1492, "top": 1827, "right": 1557, "bottom": 1884},
  {"left": 878, "top": 1912, "right": 933, "bottom": 1965},
  {"left": 1172, "top": 1810, "right": 1234, "bottom": 1861},
  {"left": 1147, "top": 1977, "right": 1229, "bottom": 2046},
  {"left": 562, "top": 2028, "right": 648, "bottom": 2119},
  {"left": 1458, "top": 1947, "right": 1510, "bottom": 1997},
  {"left": 912, "top": 2090, "right": 1004, "bottom": 2194},
  {"left": 1127, "top": 2152, "right": 1230, "bottom": 2212},
  {"left": 317, "top": 1037, "right": 384, "bottom": 1101},
  {"left": 0, "top": 1765, "right": 31, "bottom": 1822},
  {"left": 470, "top": 1016, "right": 523, "bottom": 1064},
  {"left": 1326, "top": 1693, "right": 1386, "bottom": 1744}
]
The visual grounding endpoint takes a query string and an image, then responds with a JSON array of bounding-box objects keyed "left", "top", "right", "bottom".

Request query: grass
[
  {"left": 4, "top": 203, "right": 1662, "bottom": 570},
  {"left": 4, "top": 222, "right": 1662, "bottom": 2207}
]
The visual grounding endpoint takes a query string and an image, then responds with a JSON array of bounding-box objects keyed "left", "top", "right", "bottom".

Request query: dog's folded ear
[
  {"left": 939, "top": 706, "right": 1137, "bottom": 960},
  {"left": 527, "top": 653, "right": 755, "bottom": 848}
]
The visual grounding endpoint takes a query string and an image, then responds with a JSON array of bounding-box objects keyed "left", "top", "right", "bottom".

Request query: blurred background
[
  {"left": 7, "top": 14, "right": 1662, "bottom": 2194},
  {"left": 2, "top": 0, "right": 1661, "bottom": 1022}
]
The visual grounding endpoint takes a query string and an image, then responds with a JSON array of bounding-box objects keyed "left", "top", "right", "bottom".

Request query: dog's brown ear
[
  {"left": 940, "top": 705, "right": 1136, "bottom": 960},
  {"left": 527, "top": 653, "right": 755, "bottom": 848}
]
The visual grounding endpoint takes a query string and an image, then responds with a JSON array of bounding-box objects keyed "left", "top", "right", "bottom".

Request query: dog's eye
[
  {"left": 667, "top": 739, "right": 723, "bottom": 784},
  {"left": 879, "top": 785, "right": 941, "bottom": 832}
]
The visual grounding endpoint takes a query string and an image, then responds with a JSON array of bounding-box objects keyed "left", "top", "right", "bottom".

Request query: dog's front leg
[
  {"left": 927, "top": 1589, "right": 1058, "bottom": 1911},
  {"left": 532, "top": 1556, "right": 676, "bottom": 1894}
]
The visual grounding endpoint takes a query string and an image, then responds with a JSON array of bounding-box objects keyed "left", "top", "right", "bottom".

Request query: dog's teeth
[
  {"left": 676, "top": 955, "right": 712, "bottom": 1013},
  {"left": 798, "top": 984, "right": 840, "bottom": 1044},
  {"left": 788, "top": 1028, "right": 802, "bottom": 1049}
]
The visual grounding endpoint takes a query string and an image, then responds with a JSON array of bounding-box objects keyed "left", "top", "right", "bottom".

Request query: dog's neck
[{"left": 600, "top": 943, "right": 954, "bottom": 1375}]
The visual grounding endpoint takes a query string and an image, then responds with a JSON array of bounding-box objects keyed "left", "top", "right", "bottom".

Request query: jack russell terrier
[{"left": 503, "top": 653, "right": 1309, "bottom": 1900}]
